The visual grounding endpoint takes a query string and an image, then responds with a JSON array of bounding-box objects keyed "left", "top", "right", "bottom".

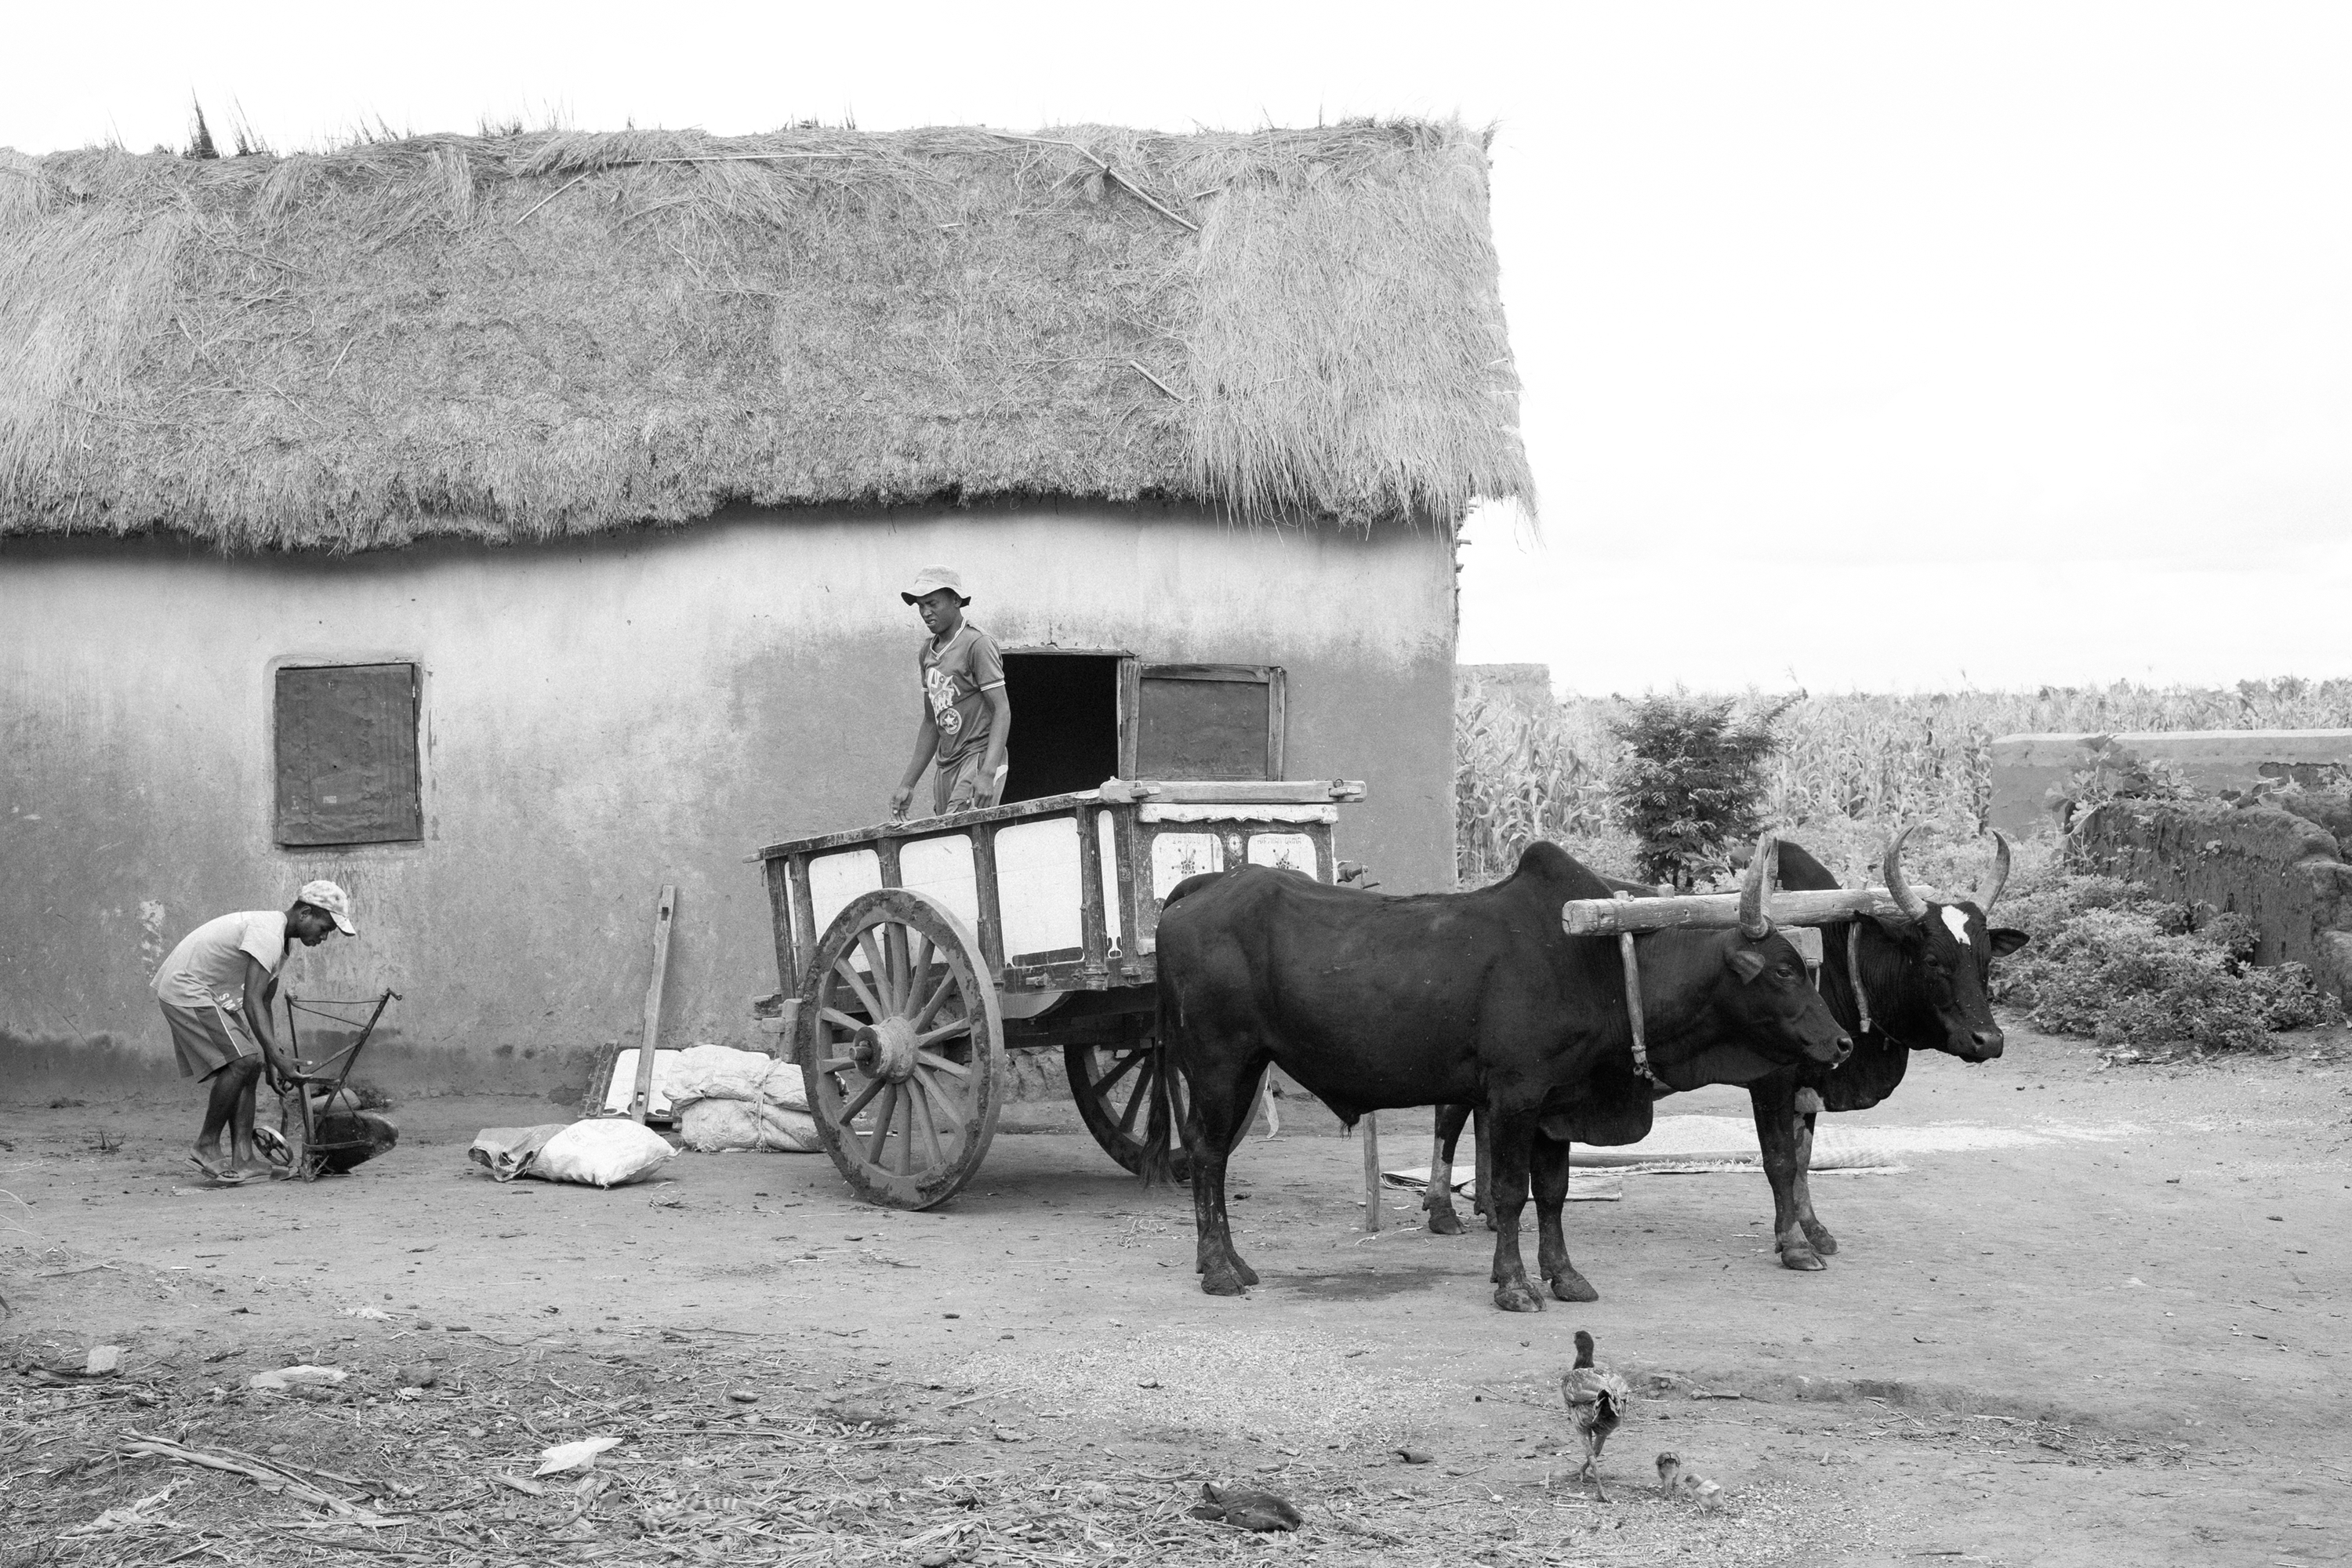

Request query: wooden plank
[
  {"left": 628, "top": 885, "right": 677, "bottom": 1123},
  {"left": 1361, "top": 1112, "right": 1381, "bottom": 1234},
  {"left": 1076, "top": 806, "right": 1109, "bottom": 975},
  {"left": 1116, "top": 656, "right": 1142, "bottom": 779},
  {"left": 1265, "top": 666, "right": 1288, "bottom": 779},
  {"left": 1106, "top": 809, "right": 1140, "bottom": 956},
  {"left": 971, "top": 825, "right": 1007, "bottom": 975},
  {"left": 754, "top": 789, "right": 1106, "bottom": 861},
  {"left": 877, "top": 837, "right": 903, "bottom": 890},
  {"left": 1097, "top": 779, "right": 1367, "bottom": 805},
  {"left": 762, "top": 858, "right": 799, "bottom": 999},
  {"left": 787, "top": 855, "right": 818, "bottom": 993},
  {"left": 1561, "top": 884, "right": 1946, "bottom": 935},
  {"left": 1138, "top": 664, "right": 1275, "bottom": 683}
]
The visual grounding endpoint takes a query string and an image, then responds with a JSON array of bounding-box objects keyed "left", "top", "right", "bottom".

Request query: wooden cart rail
[{"left": 755, "top": 779, "right": 1366, "bottom": 998}]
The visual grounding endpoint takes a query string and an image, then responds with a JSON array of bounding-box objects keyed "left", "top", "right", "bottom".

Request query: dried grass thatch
[{"left": 0, "top": 122, "right": 1530, "bottom": 551}]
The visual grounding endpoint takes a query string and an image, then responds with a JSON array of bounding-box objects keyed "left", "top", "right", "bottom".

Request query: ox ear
[
  {"left": 1723, "top": 946, "right": 1769, "bottom": 985},
  {"left": 1988, "top": 927, "right": 2031, "bottom": 957}
]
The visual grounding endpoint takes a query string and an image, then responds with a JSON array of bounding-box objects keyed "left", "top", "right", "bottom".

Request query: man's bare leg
[
  {"left": 223, "top": 1058, "right": 270, "bottom": 1177},
  {"left": 194, "top": 1061, "right": 251, "bottom": 1174}
]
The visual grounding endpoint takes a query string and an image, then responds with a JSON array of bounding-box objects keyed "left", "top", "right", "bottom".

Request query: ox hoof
[
  {"left": 1200, "top": 1268, "right": 1250, "bottom": 1298},
  {"left": 1493, "top": 1280, "right": 1547, "bottom": 1313},
  {"left": 1427, "top": 1206, "right": 1465, "bottom": 1237},
  {"left": 1548, "top": 1269, "right": 1599, "bottom": 1303},
  {"left": 1230, "top": 1256, "right": 1261, "bottom": 1287},
  {"left": 1777, "top": 1243, "right": 1828, "bottom": 1272},
  {"left": 1800, "top": 1220, "right": 1839, "bottom": 1256}
]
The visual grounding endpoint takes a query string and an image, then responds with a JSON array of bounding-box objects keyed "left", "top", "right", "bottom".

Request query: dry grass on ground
[{"left": 4, "top": 1319, "right": 1879, "bottom": 1567}]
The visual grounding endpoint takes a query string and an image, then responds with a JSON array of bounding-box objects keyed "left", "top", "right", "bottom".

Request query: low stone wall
[
  {"left": 2074, "top": 797, "right": 2352, "bottom": 999},
  {"left": 1989, "top": 729, "right": 2352, "bottom": 837}
]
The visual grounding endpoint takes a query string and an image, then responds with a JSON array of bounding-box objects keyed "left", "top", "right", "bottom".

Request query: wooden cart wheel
[
  {"left": 796, "top": 888, "right": 1006, "bottom": 1210},
  {"left": 1065, "top": 1025, "right": 1258, "bottom": 1180}
]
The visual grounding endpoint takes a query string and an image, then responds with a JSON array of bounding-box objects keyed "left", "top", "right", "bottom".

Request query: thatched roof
[{"left": 0, "top": 122, "right": 1530, "bottom": 551}]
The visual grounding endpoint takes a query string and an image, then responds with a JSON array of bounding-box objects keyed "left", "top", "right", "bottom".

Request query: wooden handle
[{"left": 628, "top": 885, "right": 677, "bottom": 1123}]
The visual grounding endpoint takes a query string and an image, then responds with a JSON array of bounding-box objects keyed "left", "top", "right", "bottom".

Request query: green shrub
[
  {"left": 1607, "top": 694, "right": 1790, "bottom": 891},
  {"left": 1990, "top": 869, "right": 2342, "bottom": 1051}
]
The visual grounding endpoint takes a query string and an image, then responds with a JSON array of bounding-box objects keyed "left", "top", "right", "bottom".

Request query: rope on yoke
[
  {"left": 1613, "top": 892, "right": 1655, "bottom": 1082},
  {"left": 1846, "top": 921, "right": 1875, "bottom": 1036}
]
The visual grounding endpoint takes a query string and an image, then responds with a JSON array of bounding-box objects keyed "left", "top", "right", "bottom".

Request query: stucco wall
[
  {"left": 1, "top": 502, "right": 1457, "bottom": 1098},
  {"left": 2074, "top": 797, "right": 2352, "bottom": 1000}
]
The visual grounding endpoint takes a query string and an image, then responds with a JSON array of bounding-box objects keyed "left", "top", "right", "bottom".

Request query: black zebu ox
[
  {"left": 1423, "top": 831, "right": 2029, "bottom": 1270},
  {"left": 1143, "top": 839, "right": 1853, "bottom": 1311}
]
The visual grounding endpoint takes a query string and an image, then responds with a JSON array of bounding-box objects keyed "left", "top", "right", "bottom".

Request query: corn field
[{"left": 1457, "top": 673, "right": 2352, "bottom": 886}]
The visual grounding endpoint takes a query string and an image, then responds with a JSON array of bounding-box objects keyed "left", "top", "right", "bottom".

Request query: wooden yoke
[{"left": 1561, "top": 884, "right": 1944, "bottom": 936}]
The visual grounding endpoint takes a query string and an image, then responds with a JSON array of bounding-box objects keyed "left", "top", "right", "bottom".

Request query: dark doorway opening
[{"left": 1000, "top": 653, "right": 1121, "bottom": 804}]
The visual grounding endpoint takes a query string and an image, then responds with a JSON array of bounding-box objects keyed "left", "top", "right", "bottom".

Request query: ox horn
[
  {"left": 1737, "top": 832, "right": 1778, "bottom": 939},
  {"left": 1976, "top": 830, "right": 2012, "bottom": 916},
  {"left": 1882, "top": 826, "right": 1930, "bottom": 923}
]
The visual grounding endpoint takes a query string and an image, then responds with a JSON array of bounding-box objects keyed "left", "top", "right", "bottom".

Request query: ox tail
[{"left": 1142, "top": 978, "right": 1179, "bottom": 1190}]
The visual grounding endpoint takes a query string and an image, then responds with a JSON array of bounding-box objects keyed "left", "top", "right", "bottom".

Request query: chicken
[
  {"left": 1188, "top": 1483, "right": 1303, "bottom": 1533},
  {"left": 1560, "top": 1329, "right": 1632, "bottom": 1499},
  {"left": 1656, "top": 1451, "right": 1723, "bottom": 1509}
]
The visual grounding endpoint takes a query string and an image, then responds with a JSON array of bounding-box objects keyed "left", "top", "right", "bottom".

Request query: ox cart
[{"left": 754, "top": 779, "right": 1365, "bottom": 1209}]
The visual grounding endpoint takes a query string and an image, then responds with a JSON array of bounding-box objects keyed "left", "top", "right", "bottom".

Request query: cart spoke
[
  {"left": 913, "top": 1080, "right": 949, "bottom": 1166},
  {"left": 818, "top": 1007, "right": 869, "bottom": 1034},
  {"left": 891, "top": 1089, "right": 913, "bottom": 1175},
  {"left": 916, "top": 1049, "right": 971, "bottom": 1080},
  {"left": 1119, "top": 1056, "right": 1157, "bottom": 1136},
  {"left": 885, "top": 924, "right": 914, "bottom": 1011},
  {"left": 916, "top": 1018, "right": 973, "bottom": 1051},
  {"left": 831, "top": 959, "right": 887, "bottom": 1022},
  {"left": 908, "top": 965, "right": 958, "bottom": 1033},
  {"left": 814, "top": 1055, "right": 858, "bottom": 1074},
  {"left": 837, "top": 1072, "right": 888, "bottom": 1123},
  {"left": 854, "top": 931, "right": 895, "bottom": 1011},
  {"left": 865, "top": 1084, "right": 901, "bottom": 1163},
  {"left": 1091, "top": 1046, "right": 1149, "bottom": 1098},
  {"left": 914, "top": 1065, "right": 969, "bottom": 1130},
  {"left": 907, "top": 934, "right": 935, "bottom": 1006}
]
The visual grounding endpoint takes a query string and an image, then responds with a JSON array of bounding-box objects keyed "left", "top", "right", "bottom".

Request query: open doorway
[{"left": 999, "top": 652, "right": 1121, "bottom": 804}]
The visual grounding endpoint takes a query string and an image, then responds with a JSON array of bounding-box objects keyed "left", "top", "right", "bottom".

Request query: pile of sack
[{"left": 666, "top": 1044, "right": 820, "bottom": 1154}]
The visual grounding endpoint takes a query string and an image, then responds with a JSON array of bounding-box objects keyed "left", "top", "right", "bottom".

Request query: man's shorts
[
  {"left": 160, "top": 999, "right": 260, "bottom": 1080},
  {"left": 933, "top": 750, "right": 1000, "bottom": 815}
]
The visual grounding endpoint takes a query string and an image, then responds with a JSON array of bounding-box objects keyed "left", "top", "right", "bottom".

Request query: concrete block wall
[
  {"left": 2074, "top": 797, "right": 2352, "bottom": 1000},
  {"left": 1988, "top": 730, "right": 2352, "bottom": 837}
]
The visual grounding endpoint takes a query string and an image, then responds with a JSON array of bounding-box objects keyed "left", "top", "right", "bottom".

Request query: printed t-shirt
[
  {"left": 920, "top": 622, "right": 1005, "bottom": 767},
  {"left": 151, "top": 910, "right": 290, "bottom": 1010}
]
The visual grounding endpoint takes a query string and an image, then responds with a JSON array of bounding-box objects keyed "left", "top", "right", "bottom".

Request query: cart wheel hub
[{"left": 851, "top": 1017, "right": 920, "bottom": 1083}]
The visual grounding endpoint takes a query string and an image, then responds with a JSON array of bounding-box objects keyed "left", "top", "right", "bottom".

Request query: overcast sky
[{"left": 9, "top": 2, "right": 2349, "bottom": 695}]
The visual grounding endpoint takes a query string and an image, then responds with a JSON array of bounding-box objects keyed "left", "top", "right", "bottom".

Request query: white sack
[
  {"left": 677, "top": 1098, "right": 821, "bottom": 1153},
  {"left": 528, "top": 1119, "right": 678, "bottom": 1188},
  {"left": 666, "top": 1044, "right": 776, "bottom": 1105}
]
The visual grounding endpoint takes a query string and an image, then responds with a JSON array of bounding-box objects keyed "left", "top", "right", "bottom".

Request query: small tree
[{"left": 1608, "top": 694, "right": 1787, "bottom": 891}]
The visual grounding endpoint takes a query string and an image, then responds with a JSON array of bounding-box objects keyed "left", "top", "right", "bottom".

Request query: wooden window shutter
[
  {"left": 1133, "top": 665, "right": 1286, "bottom": 780},
  {"left": 274, "top": 663, "right": 423, "bottom": 846}
]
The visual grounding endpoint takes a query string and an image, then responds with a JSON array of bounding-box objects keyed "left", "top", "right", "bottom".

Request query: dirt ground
[{"left": 4, "top": 1020, "right": 2349, "bottom": 1567}]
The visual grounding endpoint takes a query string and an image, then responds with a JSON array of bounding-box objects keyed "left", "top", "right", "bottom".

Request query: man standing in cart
[
  {"left": 151, "top": 881, "right": 357, "bottom": 1183},
  {"left": 889, "top": 566, "right": 1014, "bottom": 819}
]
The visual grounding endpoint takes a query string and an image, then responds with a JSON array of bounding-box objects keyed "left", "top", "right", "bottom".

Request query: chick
[
  {"left": 1656, "top": 1451, "right": 1723, "bottom": 1509},
  {"left": 1560, "top": 1329, "right": 1632, "bottom": 1500}
]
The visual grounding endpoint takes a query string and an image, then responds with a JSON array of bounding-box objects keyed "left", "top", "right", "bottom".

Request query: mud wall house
[{"left": 0, "top": 122, "right": 1532, "bottom": 1098}]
